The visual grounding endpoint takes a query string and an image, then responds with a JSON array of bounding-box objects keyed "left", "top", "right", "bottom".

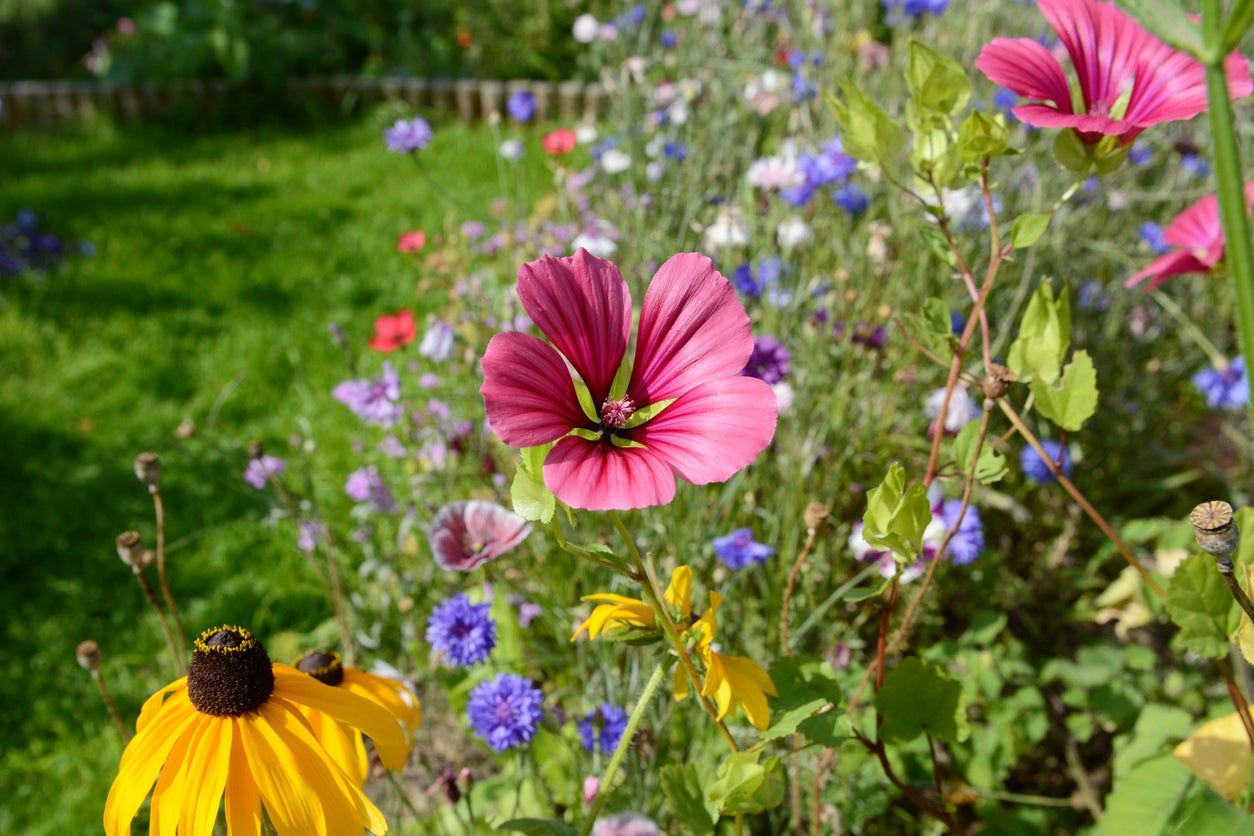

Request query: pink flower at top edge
[
  {"left": 1126, "top": 182, "right": 1254, "bottom": 289},
  {"left": 543, "top": 128, "right": 578, "bottom": 156},
  {"left": 976, "top": 0, "right": 1251, "bottom": 145},
  {"left": 397, "top": 229, "right": 427, "bottom": 253},
  {"left": 480, "top": 249, "right": 778, "bottom": 511},
  {"left": 369, "top": 309, "right": 417, "bottom": 352}
]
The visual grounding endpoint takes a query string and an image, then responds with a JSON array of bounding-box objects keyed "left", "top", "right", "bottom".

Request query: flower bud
[
  {"left": 1191, "top": 501, "right": 1240, "bottom": 561},
  {"left": 583, "top": 775, "right": 601, "bottom": 806},
  {"left": 116, "top": 531, "right": 144, "bottom": 570},
  {"left": 981, "top": 363, "right": 1018, "bottom": 401},
  {"left": 133, "top": 451, "right": 161, "bottom": 488},
  {"left": 76, "top": 640, "right": 101, "bottom": 672}
]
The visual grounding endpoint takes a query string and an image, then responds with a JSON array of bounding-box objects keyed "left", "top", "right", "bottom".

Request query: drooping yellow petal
[
  {"left": 149, "top": 714, "right": 204, "bottom": 836},
  {"left": 692, "top": 591, "right": 724, "bottom": 652},
  {"left": 224, "top": 719, "right": 262, "bottom": 836},
  {"left": 664, "top": 566, "right": 693, "bottom": 617},
  {"left": 673, "top": 666, "right": 690, "bottom": 702},
  {"left": 264, "top": 698, "right": 388, "bottom": 835},
  {"left": 572, "top": 596, "right": 655, "bottom": 641},
  {"left": 302, "top": 705, "right": 368, "bottom": 788},
  {"left": 273, "top": 665, "right": 409, "bottom": 771},
  {"left": 179, "top": 716, "right": 232, "bottom": 836},
  {"left": 104, "top": 693, "right": 199, "bottom": 836},
  {"left": 1173, "top": 712, "right": 1254, "bottom": 801},
  {"left": 238, "top": 710, "right": 328, "bottom": 836},
  {"left": 698, "top": 651, "right": 776, "bottom": 731},
  {"left": 137, "top": 677, "right": 187, "bottom": 733},
  {"left": 343, "top": 668, "right": 422, "bottom": 733}
]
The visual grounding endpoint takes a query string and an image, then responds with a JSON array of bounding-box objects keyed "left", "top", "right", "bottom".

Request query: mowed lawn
[{"left": 0, "top": 113, "right": 549, "bottom": 832}]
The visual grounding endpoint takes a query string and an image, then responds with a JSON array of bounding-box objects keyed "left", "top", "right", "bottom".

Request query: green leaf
[
  {"left": 911, "top": 127, "right": 961, "bottom": 188},
  {"left": 862, "top": 463, "right": 932, "bottom": 562},
  {"left": 1010, "top": 213, "right": 1051, "bottom": 249},
  {"left": 1166, "top": 553, "right": 1239, "bottom": 658},
  {"left": 953, "top": 422, "right": 1007, "bottom": 485},
  {"left": 1225, "top": 0, "right": 1254, "bottom": 52},
  {"left": 1007, "top": 280, "right": 1070, "bottom": 384},
  {"left": 763, "top": 656, "right": 842, "bottom": 741},
  {"left": 830, "top": 82, "right": 904, "bottom": 165},
  {"left": 497, "top": 819, "right": 578, "bottom": 836},
  {"left": 1118, "top": 0, "right": 1204, "bottom": 57},
  {"left": 623, "top": 397, "right": 676, "bottom": 428},
  {"left": 1096, "top": 755, "right": 1194, "bottom": 836},
  {"left": 511, "top": 467, "right": 555, "bottom": 524},
  {"left": 708, "top": 751, "right": 786, "bottom": 815},
  {"left": 900, "top": 297, "right": 957, "bottom": 360},
  {"left": 1029, "top": 350, "right": 1098, "bottom": 431},
  {"left": 956, "top": 111, "right": 1012, "bottom": 161},
  {"left": 906, "top": 40, "right": 971, "bottom": 118},
  {"left": 660, "top": 764, "right": 718, "bottom": 834},
  {"left": 875, "top": 657, "right": 968, "bottom": 743},
  {"left": 798, "top": 711, "right": 854, "bottom": 748},
  {"left": 1053, "top": 129, "right": 1092, "bottom": 174},
  {"left": 571, "top": 378, "right": 598, "bottom": 423}
]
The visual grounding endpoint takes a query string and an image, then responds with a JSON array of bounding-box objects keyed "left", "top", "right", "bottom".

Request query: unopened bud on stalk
[
  {"left": 981, "top": 364, "right": 1018, "bottom": 401},
  {"left": 1191, "top": 501, "right": 1240, "bottom": 563},
  {"left": 804, "top": 501, "right": 829, "bottom": 531},
  {"left": 133, "top": 451, "right": 160, "bottom": 489},
  {"left": 76, "top": 640, "right": 101, "bottom": 672},
  {"left": 116, "top": 531, "right": 144, "bottom": 570}
]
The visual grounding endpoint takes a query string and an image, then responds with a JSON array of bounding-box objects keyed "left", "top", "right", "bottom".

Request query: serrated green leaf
[
  {"left": 863, "top": 463, "right": 932, "bottom": 562},
  {"left": 900, "top": 297, "right": 957, "bottom": 360},
  {"left": 906, "top": 40, "right": 971, "bottom": 118},
  {"left": 708, "top": 751, "right": 786, "bottom": 815},
  {"left": 830, "top": 82, "right": 904, "bottom": 165},
  {"left": 511, "top": 467, "right": 555, "bottom": 524},
  {"left": 1030, "top": 350, "right": 1097, "bottom": 431},
  {"left": 1166, "top": 553, "right": 1239, "bottom": 659},
  {"left": 1011, "top": 213, "right": 1052, "bottom": 249},
  {"left": 1007, "top": 280, "right": 1070, "bottom": 384},
  {"left": 875, "top": 657, "right": 968, "bottom": 743},
  {"left": 798, "top": 711, "right": 853, "bottom": 748},
  {"left": 957, "top": 111, "right": 1012, "bottom": 161},
  {"left": 763, "top": 656, "right": 842, "bottom": 741},
  {"left": 660, "top": 764, "right": 718, "bottom": 835},
  {"left": 953, "top": 422, "right": 1007, "bottom": 485}
]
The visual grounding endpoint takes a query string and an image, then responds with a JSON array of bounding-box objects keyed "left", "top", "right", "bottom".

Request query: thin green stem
[
  {"left": 552, "top": 515, "right": 637, "bottom": 578},
  {"left": 1152, "top": 290, "right": 1228, "bottom": 367},
  {"left": 580, "top": 659, "right": 669, "bottom": 836}
]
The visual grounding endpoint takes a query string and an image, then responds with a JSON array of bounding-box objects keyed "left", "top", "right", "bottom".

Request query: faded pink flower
[
  {"left": 1126, "top": 183, "right": 1254, "bottom": 289},
  {"left": 429, "top": 500, "right": 531, "bottom": 571},
  {"left": 480, "top": 249, "right": 777, "bottom": 510},
  {"left": 976, "top": 0, "right": 1251, "bottom": 145}
]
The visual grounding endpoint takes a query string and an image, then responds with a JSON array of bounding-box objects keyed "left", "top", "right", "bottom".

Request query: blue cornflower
[
  {"left": 950, "top": 311, "right": 965, "bottom": 336},
  {"left": 712, "top": 528, "right": 776, "bottom": 570},
  {"left": 660, "top": 29, "right": 678, "bottom": 49},
  {"left": 1180, "top": 153, "right": 1210, "bottom": 178},
  {"left": 938, "top": 500, "right": 984, "bottom": 565},
  {"left": 507, "top": 91, "right": 535, "bottom": 123},
  {"left": 426, "top": 593, "right": 496, "bottom": 666},
  {"left": 784, "top": 139, "right": 856, "bottom": 207},
  {"left": 384, "top": 117, "right": 433, "bottom": 153},
  {"left": 467, "top": 673, "right": 544, "bottom": 751},
  {"left": 1128, "top": 146, "right": 1153, "bottom": 166},
  {"left": 578, "top": 703, "right": 629, "bottom": 754},
  {"left": 1019, "top": 440, "right": 1073, "bottom": 484},
  {"left": 664, "top": 142, "right": 687, "bottom": 162},
  {"left": 992, "top": 88, "right": 1017, "bottom": 112},
  {"left": 1140, "top": 222, "right": 1170, "bottom": 254},
  {"left": 833, "top": 183, "right": 869, "bottom": 215},
  {"left": 742, "top": 336, "right": 790, "bottom": 384},
  {"left": 1194, "top": 358, "right": 1249, "bottom": 410}
]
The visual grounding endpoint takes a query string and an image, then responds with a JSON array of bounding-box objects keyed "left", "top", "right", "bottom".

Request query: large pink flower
[
  {"left": 480, "top": 249, "right": 777, "bottom": 511},
  {"left": 976, "top": 0, "right": 1251, "bottom": 145},
  {"left": 1126, "top": 183, "right": 1254, "bottom": 289}
]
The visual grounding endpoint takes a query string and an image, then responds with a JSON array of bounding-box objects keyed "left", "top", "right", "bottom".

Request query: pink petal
[
  {"left": 1011, "top": 103, "right": 1129, "bottom": 137},
  {"left": 975, "top": 38, "right": 1073, "bottom": 109},
  {"left": 1124, "top": 250, "right": 1211, "bottom": 290},
  {"left": 429, "top": 500, "right": 530, "bottom": 571},
  {"left": 633, "top": 377, "right": 777, "bottom": 486},
  {"left": 628, "top": 253, "right": 753, "bottom": 404},
  {"left": 542, "top": 436, "right": 676, "bottom": 510},
  {"left": 481, "top": 331, "right": 589, "bottom": 448},
  {"left": 1040, "top": 0, "right": 1145, "bottom": 114},
  {"left": 515, "top": 249, "right": 632, "bottom": 404},
  {"left": 463, "top": 500, "right": 531, "bottom": 559},
  {"left": 1164, "top": 194, "right": 1222, "bottom": 254}
]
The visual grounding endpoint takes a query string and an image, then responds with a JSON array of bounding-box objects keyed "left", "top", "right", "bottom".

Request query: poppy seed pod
[
  {"left": 981, "top": 363, "right": 1018, "bottom": 401},
  {"left": 1190, "top": 501, "right": 1240, "bottom": 560},
  {"left": 115, "top": 531, "right": 143, "bottom": 570},
  {"left": 133, "top": 451, "right": 160, "bottom": 488},
  {"left": 804, "top": 501, "right": 829, "bottom": 531},
  {"left": 76, "top": 640, "right": 101, "bottom": 672}
]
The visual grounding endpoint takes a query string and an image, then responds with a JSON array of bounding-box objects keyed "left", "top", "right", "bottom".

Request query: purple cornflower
[
  {"left": 712, "top": 528, "right": 775, "bottom": 570},
  {"left": 660, "top": 29, "right": 678, "bottom": 49},
  {"left": 1019, "top": 440, "right": 1072, "bottom": 483},
  {"left": 1128, "top": 146, "right": 1153, "bottom": 166},
  {"left": 1194, "top": 358, "right": 1249, "bottom": 410},
  {"left": 833, "top": 183, "right": 869, "bottom": 215},
  {"left": 783, "top": 139, "right": 856, "bottom": 207},
  {"left": 467, "top": 673, "right": 544, "bottom": 751},
  {"left": 333, "top": 362, "right": 403, "bottom": 427},
  {"left": 507, "top": 91, "right": 536, "bottom": 122},
  {"left": 1180, "top": 153, "right": 1210, "bottom": 178},
  {"left": 345, "top": 465, "right": 397, "bottom": 512},
  {"left": 663, "top": 142, "right": 687, "bottom": 162},
  {"left": 578, "top": 703, "right": 629, "bottom": 754},
  {"left": 1140, "top": 222, "right": 1170, "bottom": 254},
  {"left": 742, "top": 335, "right": 791, "bottom": 384},
  {"left": 297, "top": 519, "right": 325, "bottom": 553},
  {"left": 243, "top": 455, "right": 285, "bottom": 490},
  {"left": 384, "top": 117, "right": 433, "bottom": 153},
  {"left": 851, "top": 321, "right": 888, "bottom": 350},
  {"left": 886, "top": 0, "right": 950, "bottom": 18},
  {"left": 426, "top": 593, "right": 496, "bottom": 666},
  {"left": 937, "top": 499, "right": 984, "bottom": 565}
]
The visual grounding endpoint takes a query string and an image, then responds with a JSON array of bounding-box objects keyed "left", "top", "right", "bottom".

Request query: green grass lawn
[{"left": 0, "top": 114, "right": 551, "bottom": 833}]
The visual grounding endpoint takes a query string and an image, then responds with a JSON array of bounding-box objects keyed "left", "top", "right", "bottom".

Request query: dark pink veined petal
[
  {"left": 1124, "top": 250, "right": 1211, "bottom": 290},
  {"left": 515, "top": 248, "right": 632, "bottom": 404},
  {"left": 633, "top": 377, "right": 777, "bottom": 486},
  {"left": 429, "top": 500, "right": 530, "bottom": 571},
  {"left": 542, "top": 436, "right": 676, "bottom": 511},
  {"left": 1163, "top": 194, "right": 1222, "bottom": 255},
  {"left": 627, "top": 253, "right": 753, "bottom": 404},
  {"left": 1011, "top": 104, "right": 1130, "bottom": 138},
  {"left": 975, "top": 38, "right": 1074, "bottom": 109},
  {"left": 481, "top": 331, "right": 590, "bottom": 448},
  {"left": 1040, "top": 0, "right": 1147, "bottom": 115}
]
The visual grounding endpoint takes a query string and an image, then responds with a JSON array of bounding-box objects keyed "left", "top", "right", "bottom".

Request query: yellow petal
[
  {"left": 664, "top": 566, "right": 693, "bottom": 617},
  {"left": 719, "top": 655, "right": 776, "bottom": 730},
  {"left": 693, "top": 591, "right": 724, "bottom": 650},
  {"left": 238, "top": 709, "right": 328, "bottom": 836},
  {"left": 104, "top": 694, "right": 198, "bottom": 836},
  {"left": 1236, "top": 564, "right": 1254, "bottom": 667},
  {"left": 1173, "top": 712, "right": 1254, "bottom": 801},
  {"left": 180, "top": 717, "right": 232, "bottom": 836},
  {"left": 137, "top": 677, "right": 187, "bottom": 733},
  {"left": 303, "top": 706, "right": 367, "bottom": 788},
  {"left": 343, "top": 668, "right": 421, "bottom": 733},
  {"left": 273, "top": 665, "right": 409, "bottom": 771},
  {"left": 224, "top": 720, "right": 262, "bottom": 836},
  {"left": 673, "top": 666, "right": 689, "bottom": 702},
  {"left": 149, "top": 716, "right": 204, "bottom": 836}
]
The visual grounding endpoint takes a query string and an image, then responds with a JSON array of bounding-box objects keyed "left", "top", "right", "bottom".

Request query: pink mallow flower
[
  {"left": 976, "top": 0, "right": 1251, "bottom": 146},
  {"left": 1126, "top": 183, "right": 1254, "bottom": 289},
  {"left": 429, "top": 500, "right": 531, "bottom": 572},
  {"left": 480, "top": 249, "right": 777, "bottom": 510}
]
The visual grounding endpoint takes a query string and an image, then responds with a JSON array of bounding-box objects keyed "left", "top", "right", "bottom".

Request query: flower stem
[
  {"left": 149, "top": 487, "right": 187, "bottom": 672},
  {"left": 552, "top": 515, "right": 637, "bottom": 578},
  {"left": 1203, "top": 0, "right": 1254, "bottom": 440},
  {"left": 607, "top": 511, "right": 739, "bottom": 752},
  {"left": 580, "top": 658, "right": 669, "bottom": 836},
  {"left": 91, "top": 669, "right": 130, "bottom": 741},
  {"left": 134, "top": 569, "right": 183, "bottom": 675}
]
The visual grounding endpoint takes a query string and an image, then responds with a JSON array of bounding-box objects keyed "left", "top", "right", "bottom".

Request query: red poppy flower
[
  {"left": 369, "top": 310, "right": 416, "bottom": 353},
  {"left": 542, "top": 128, "right": 578, "bottom": 156},
  {"left": 396, "top": 230, "right": 426, "bottom": 253}
]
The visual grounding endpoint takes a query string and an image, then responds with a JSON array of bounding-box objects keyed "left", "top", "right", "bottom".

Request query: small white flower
[
  {"left": 676, "top": 0, "right": 701, "bottom": 14},
  {"left": 571, "top": 233, "right": 617, "bottom": 258},
  {"left": 772, "top": 382, "right": 794, "bottom": 413},
  {"left": 600, "top": 149, "right": 632, "bottom": 174},
  {"left": 776, "top": 216, "right": 813, "bottom": 249},
  {"left": 575, "top": 123, "right": 598, "bottom": 145},
  {"left": 667, "top": 99, "right": 689, "bottom": 125},
  {"left": 572, "top": 14, "right": 599, "bottom": 43},
  {"left": 746, "top": 154, "right": 802, "bottom": 191},
  {"left": 498, "top": 139, "right": 524, "bottom": 161},
  {"left": 646, "top": 161, "right": 666, "bottom": 182},
  {"left": 419, "top": 322, "right": 455, "bottom": 362},
  {"left": 702, "top": 209, "right": 749, "bottom": 251},
  {"left": 624, "top": 56, "right": 647, "bottom": 84},
  {"left": 924, "top": 385, "right": 981, "bottom": 433}
]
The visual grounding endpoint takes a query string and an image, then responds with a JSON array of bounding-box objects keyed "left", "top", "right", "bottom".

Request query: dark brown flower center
[
  {"left": 187, "top": 626, "right": 275, "bottom": 716},
  {"left": 600, "top": 396, "right": 636, "bottom": 429},
  {"left": 295, "top": 649, "right": 345, "bottom": 686}
]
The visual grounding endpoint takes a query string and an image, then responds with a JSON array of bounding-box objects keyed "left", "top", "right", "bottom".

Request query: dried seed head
[
  {"left": 1190, "top": 501, "right": 1239, "bottom": 559},
  {"left": 76, "top": 640, "right": 101, "bottom": 671},
  {"left": 804, "top": 501, "right": 830, "bottom": 531},
  {"left": 116, "top": 531, "right": 143, "bottom": 569},
  {"left": 981, "top": 364, "right": 1018, "bottom": 401},
  {"left": 133, "top": 451, "right": 161, "bottom": 488}
]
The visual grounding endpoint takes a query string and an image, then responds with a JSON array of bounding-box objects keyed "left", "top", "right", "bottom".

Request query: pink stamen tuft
[{"left": 600, "top": 396, "right": 636, "bottom": 429}]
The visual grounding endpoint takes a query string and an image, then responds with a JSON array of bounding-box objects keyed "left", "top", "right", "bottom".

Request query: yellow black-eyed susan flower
[
  {"left": 293, "top": 649, "right": 421, "bottom": 787},
  {"left": 104, "top": 625, "right": 409, "bottom": 836}
]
